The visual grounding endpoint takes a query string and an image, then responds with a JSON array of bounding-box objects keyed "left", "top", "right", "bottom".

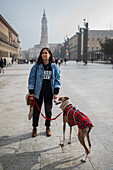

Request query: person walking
[
  {"left": 58, "top": 58, "right": 61, "bottom": 67},
  {"left": 28, "top": 48, "right": 61, "bottom": 137},
  {"left": 64, "top": 58, "right": 67, "bottom": 65},
  {"left": 0, "top": 58, "right": 4, "bottom": 73}
]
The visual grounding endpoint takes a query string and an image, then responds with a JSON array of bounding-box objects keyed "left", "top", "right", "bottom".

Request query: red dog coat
[{"left": 63, "top": 104, "right": 94, "bottom": 129}]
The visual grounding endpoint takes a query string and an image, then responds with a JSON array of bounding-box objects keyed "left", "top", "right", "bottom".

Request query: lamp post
[
  {"left": 83, "top": 21, "right": 88, "bottom": 62},
  {"left": 79, "top": 19, "right": 88, "bottom": 63},
  {"left": 64, "top": 35, "right": 69, "bottom": 60}
]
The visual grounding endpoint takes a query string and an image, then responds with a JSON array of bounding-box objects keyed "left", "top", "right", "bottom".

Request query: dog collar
[{"left": 60, "top": 99, "right": 72, "bottom": 111}]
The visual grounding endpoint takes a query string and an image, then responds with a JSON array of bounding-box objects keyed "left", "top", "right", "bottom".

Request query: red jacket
[{"left": 63, "top": 104, "right": 94, "bottom": 129}]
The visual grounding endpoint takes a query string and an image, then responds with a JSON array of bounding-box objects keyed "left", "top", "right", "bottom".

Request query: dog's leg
[
  {"left": 86, "top": 126, "right": 92, "bottom": 151},
  {"left": 60, "top": 116, "right": 66, "bottom": 146},
  {"left": 62, "top": 122, "right": 66, "bottom": 146},
  {"left": 68, "top": 126, "right": 72, "bottom": 144},
  {"left": 60, "top": 123, "right": 66, "bottom": 146},
  {"left": 78, "top": 129, "right": 90, "bottom": 162},
  {"left": 86, "top": 134, "right": 91, "bottom": 151}
]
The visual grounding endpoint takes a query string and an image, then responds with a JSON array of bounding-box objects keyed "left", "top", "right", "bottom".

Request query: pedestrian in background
[
  {"left": 0, "top": 58, "right": 4, "bottom": 73},
  {"left": 12, "top": 58, "right": 13, "bottom": 64},
  {"left": 58, "top": 58, "right": 61, "bottom": 67},
  {"left": 55, "top": 58, "right": 58, "bottom": 65},
  {"left": 28, "top": 47, "right": 61, "bottom": 137},
  {"left": 3, "top": 58, "right": 6, "bottom": 66},
  {"left": 64, "top": 58, "right": 67, "bottom": 65}
]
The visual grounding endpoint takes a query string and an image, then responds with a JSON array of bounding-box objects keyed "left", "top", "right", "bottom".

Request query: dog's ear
[
  {"left": 58, "top": 97, "right": 62, "bottom": 101},
  {"left": 64, "top": 96, "right": 69, "bottom": 101}
]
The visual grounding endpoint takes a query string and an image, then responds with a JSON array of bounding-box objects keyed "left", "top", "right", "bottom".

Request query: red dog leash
[{"left": 30, "top": 96, "right": 63, "bottom": 121}]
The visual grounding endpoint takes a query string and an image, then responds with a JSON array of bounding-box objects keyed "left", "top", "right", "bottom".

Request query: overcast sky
[{"left": 0, "top": 0, "right": 113, "bottom": 50}]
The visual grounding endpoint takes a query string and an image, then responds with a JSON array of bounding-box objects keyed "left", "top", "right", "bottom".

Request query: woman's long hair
[{"left": 37, "top": 48, "right": 54, "bottom": 67}]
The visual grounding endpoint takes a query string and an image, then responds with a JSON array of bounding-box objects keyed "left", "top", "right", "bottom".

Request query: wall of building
[
  {"left": 0, "top": 15, "right": 21, "bottom": 60},
  {"left": 88, "top": 30, "right": 113, "bottom": 52},
  {"left": 69, "top": 34, "right": 80, "bottom": 60},
  {"left": 68, "top": 29, "right": 113, "bottom": 61}
]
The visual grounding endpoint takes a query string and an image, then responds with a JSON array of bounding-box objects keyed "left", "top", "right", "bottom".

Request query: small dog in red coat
[{"left": 56, "top": 96, "right": 94, "bottom": 162}]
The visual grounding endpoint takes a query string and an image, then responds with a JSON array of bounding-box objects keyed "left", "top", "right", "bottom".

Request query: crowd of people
[
  {"left": 0, "top": 55, "right": 68, "bottom": 74},
  {"left": 0, "top": 57, "right": 14, "bottom": 73},
  {"left": 55, "top": 57, "right": 67, "bottom": 67},
  {"left": 18, "top": 57, "right": 68, "bottom": 67}
]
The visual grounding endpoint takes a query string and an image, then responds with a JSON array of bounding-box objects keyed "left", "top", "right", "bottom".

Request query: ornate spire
[
  {"left": 43, "top": 9, "right": 46, "bottom": 17},
  {"left": 40, "top": 9, "right": 48, "bottom": 47}
]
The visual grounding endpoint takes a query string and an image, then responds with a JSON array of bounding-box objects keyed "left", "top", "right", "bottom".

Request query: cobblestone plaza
[{"left": 0, "top": 61, "right": 113, "bottom": 169}]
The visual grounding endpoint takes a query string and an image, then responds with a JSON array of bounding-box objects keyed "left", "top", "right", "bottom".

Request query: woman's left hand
[{"left": 53, "top": 94, "right": 58, "bottom": 100}]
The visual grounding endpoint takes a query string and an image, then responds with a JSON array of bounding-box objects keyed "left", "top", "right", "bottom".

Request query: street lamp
[
  {"left": 83, "top": 22, "right": 88, "bottom": 62},
  {"left": 79, "top": 19, "right": 89, "bottom": 62}
]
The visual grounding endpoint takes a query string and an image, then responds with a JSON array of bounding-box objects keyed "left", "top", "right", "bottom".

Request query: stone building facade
[
  {"left": 0, "top": 14, "right": 21, "bottom": 60},
  {"left": 88, "top": 30, "right": 113, "bottom": 52},
  {"left": 69, "top": 29, "right": 113, "bottom": 61},
  {"left": 69, "top": 33, "right": 81, "bottom": 60},
  {"left": 88, "top": 30, "right": 113, "bottom": 60}
]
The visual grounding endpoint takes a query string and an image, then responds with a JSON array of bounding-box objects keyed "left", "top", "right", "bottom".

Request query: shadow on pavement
[
  {"left": 0, "top": 132, "right": 85, "bottom": 169},
  {"left": 0, "top": 133, "right": 32, "bottom": 147},
  {"left": 40, "top": 155, "right": 84, "bottom": 170},
  {"left": 0, "top": 130, "right": 53, "bottom": 147},
  {"left": 0, "top": 150, "right": 84, "bottom": 170}
]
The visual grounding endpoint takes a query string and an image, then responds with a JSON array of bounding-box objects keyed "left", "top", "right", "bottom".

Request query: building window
[
  {"left": 92, "top": 38, "right": 94, "bottom": 41},
  {"left": 92, "top": 46, "right": 94, "bottom": 52},
  {"left": 96, "top": 46, "right": 98, "bottom": 51},
  {"left": 97, "top": 38, "right": 99, "bottom": 41}
]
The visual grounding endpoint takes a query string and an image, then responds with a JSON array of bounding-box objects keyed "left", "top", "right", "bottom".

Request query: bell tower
[{"left": 40, "top": 9, "right": 48, "bottom": 47}]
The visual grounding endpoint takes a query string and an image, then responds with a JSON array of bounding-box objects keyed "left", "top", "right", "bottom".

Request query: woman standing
[{"left": 28, "top": 48, "right": 61, "bottom": 137}]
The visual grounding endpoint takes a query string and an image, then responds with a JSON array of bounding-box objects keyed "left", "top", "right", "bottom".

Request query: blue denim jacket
[{"left": 28, "top": 62, "right": 61, "bottom": 99}]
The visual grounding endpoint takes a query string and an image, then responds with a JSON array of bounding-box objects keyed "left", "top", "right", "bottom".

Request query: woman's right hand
[{"left": 30, "top": 94, "right": 34, "bottom": 100}]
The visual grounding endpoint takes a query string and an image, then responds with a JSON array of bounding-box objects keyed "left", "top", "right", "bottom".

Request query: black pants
[{"left": 33, "top": 95, "right": 53, "bottom": 127}]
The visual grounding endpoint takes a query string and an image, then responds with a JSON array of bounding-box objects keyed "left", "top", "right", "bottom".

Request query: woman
[{"left": 28, "top": 48, "right": 61, "bottom": 137}]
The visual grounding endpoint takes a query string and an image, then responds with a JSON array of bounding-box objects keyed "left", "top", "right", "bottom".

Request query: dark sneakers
[
  {"left": 32, "top": 127, "right": 37, "bottom": 137},
  {"left": 46, "top": 127, "right": 52, "bottom": 137}
]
